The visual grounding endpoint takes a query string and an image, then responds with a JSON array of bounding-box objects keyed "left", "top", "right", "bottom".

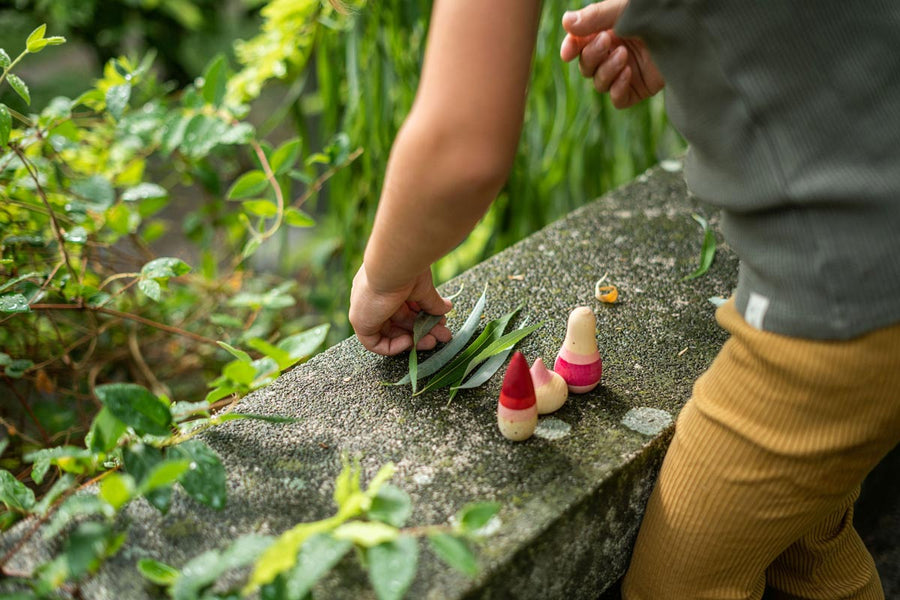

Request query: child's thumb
[
  {"left": 562, "top": 0, "right": 626, "bottom": 37},
  {"left": 415, "top": 286, "right": 452, "bottom": 316}
]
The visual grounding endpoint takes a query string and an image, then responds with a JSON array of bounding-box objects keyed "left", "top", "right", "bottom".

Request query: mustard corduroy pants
[{"left": 622, "top": 300, "right": 900, "bottom": 600}]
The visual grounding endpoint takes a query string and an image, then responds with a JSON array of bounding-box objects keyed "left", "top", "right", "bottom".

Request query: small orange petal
[{"left": 595, "top": 284, "right": 618, "bottom": 304}]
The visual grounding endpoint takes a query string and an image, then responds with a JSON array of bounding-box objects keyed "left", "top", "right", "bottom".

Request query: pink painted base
[{"left": 554, "top": 349, "right": 602, "bottom": 394}]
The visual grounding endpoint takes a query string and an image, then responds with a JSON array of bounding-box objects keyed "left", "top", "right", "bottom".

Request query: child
[{"left": 350, "top": 1, "right": 900, "bottom": 598}]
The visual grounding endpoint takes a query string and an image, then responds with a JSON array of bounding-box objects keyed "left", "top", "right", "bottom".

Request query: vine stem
[
  {"left": 10, "top": 145, "right": 80, "bottom": 288},
  {"left": 28, "top": 303, "right": 219, "bottom": 347},
  {"left": 250, "top": 139, "right": 284, "bottom": 242}
]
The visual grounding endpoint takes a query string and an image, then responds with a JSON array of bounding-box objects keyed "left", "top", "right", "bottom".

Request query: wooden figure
[
  {"left": 497, "top": 352, "right": 538, "bottom": 441},
  {"left": 530, "top": 357, "right": 568, "bottom": 414},
  {"left": 554, "top": 306, "right": 602, "bottom": 393}
]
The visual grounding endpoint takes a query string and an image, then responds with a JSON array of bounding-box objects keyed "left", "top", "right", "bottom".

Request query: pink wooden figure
[{"left": 554, "top": 306, "right": 602, "bottom": 393}]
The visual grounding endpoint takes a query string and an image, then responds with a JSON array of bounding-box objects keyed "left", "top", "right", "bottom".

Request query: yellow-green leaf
[
  {"left": 25, "top": 24, "right": 47, "bottom": 53},
  {"left": 332, "top": 521, "right": 398, "bottom": 548}
]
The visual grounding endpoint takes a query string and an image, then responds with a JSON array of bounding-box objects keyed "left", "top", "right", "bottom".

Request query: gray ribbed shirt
[{"left": 617, "top": 0, "right": 900, "bottom": 339}]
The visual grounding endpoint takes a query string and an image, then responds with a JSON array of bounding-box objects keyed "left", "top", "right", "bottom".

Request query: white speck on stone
[
  {"left": 621, "top": 407, "right": 673, "bottom": 436},
  {"left": 633, "top": 363, "right": 644, "bottom": 371},
  {"left": 412, "top": 465, "right": 435, "bottom": 486},
  {"left": 533, "top": 418, "right": 572, "bottom": 441},
  {"left": 660, "top": 159, "right": 683, "bottom": 172}
]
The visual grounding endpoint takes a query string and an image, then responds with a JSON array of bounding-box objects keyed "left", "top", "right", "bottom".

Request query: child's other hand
[
  {"left": 349, "top": 265, "right": 453, "bottom": 356},
  {"left": 559, "top": 0, "right": 664, "bottom": 109}
]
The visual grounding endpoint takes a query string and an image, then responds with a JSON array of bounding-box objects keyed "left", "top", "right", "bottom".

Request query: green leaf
[
  {"left": 86, "top": 407, "right": 127, "bottom": 453},
  {"left": 248, "top": 521, "right": 336, "bottom": 592},
  {"left": 178, "top": 113, "right": 229, "bottom": 158},
  {"left": 99, "top": 472, "right": 134, "bottom": 510},
  {"left": 95, "top": 383, "right": 173, "bottom": 437},
  {"left": 228, "top": 170, "right": 269, "bottom": 200},
  {"left": 123, "top": 444, "right": 171, "bottom": 513},
  {"left": 170, "top": 440, "right": 227, "bottom": 509},
  {"left": 25, "top": 24, "right": 47, "bottom": 53},
  {"left": 33, "top": 473, "right": 75, "bottom": 516},
  {"left": 457, "top": 502, "right": 501, "bottom": 534},
  {"left": 45, "top": 36, "right": 66, "bottom": 46},
  {"left": 217, "top": 341, "right": 252, "bottom": 363},
  {"left": 223, "top": 359, "right": 256, "bottom": 385},
  {"left": 683, "top": 214, "right": 717, "bottom": 281},
  {"left": 137, "top": 558, "right": 179, "bottom": 586},
  {"left": 0, "top": 469, "right": 35, "bottom": 512},
  {"left": 246, "top": 338, "right": 292, "bottom": 370},
  {"left": 367, "top": 484, "right": 412, "bottom": 528},
  {"left": 409, "top": 312, "right": 444, "bottom": 394},
  {"left": 214, "top": 413, "right": 300, "bottom": 425},
  {"left": 333, "top": 455, "right": 362, "bottom": 508},
  {"left": 282, "top": 534, "right": 352, "bottom": 599},
  {"left": 141, "top": 257, "right": 191, "bottom": 279},
  {"left": 44, "top": 495, "right": 113, "bottom": 538},
  {"left": 270, "top": 138, "right": 302, "bottom": 175},
  {"left": 0, "top": 293, "right": 30, "bottom": 313},
  {"left": 332, "top": 521, "right": 398, "bottom": 548},
  {"left": 8, "top": 74, "right": 30, "bottom": 105},
  {"left": 204, "top": 384, "right": 238, "bottom": 404},
  {"left": 393, "top": 287, "right": 486, "bottom": 386},
  {"left": 4, "top": 358, "right": 33, "bottom": 378},
  {"left": 0, "top": 49, "right": 10, "bottom": 69},
  {"left": 122, "top": 183, "right": 167, "bottom": 202},
  {"left": 453, "top": 321, "right": 543, "bottom": 391},
  {"left": 71, "top": 175, "right": 115, "bottom": 210},
  {"left": 242, "top": 199, "right": 278, "bottom": 218},
  {"left": 427, "top": 533, "right": 478, "bottom": 577},
  {"left": 201, "top": 54, "right": 227, "bottom": 107},
  {"left": 276, "top": 324, "right": 329, "bottom": 363},
  {"left": 64, "top": 521, "right": 124, "bottom": 578},
  {"left": 140, "top": 459, "right": 191, "bottom": 494},
  {"left": 284, "top": 207, "right": 315, "bottom": 227},
  {"left": 368, "top": 536, "right": 418, "bottom": 600},
  {"left": 106, "top": 83, "right": 131, "bottom": 120},
  {"left": 0, "top": 102, "right": 10, "bottom": 147},
  {"left": 138, "top": 278, "right": 161, "bottom": 302}
]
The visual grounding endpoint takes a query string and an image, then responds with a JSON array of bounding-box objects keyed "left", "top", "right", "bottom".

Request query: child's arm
[{"left": 349, "top": 0, "right": 542, "bottom": 356}]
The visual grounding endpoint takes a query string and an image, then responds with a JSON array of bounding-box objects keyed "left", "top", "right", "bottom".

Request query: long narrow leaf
[
  {"left": 683, "top": 214, "right": 716, "bottom": 281},
  {"left": 448, "top": 322, "right": 543, "bottom": 401},
  {"left": 449, "top": 321, "right": 537, "bottom": 399},
  {"left": 391, "top": 287, "right": 486, "bottom": 386},
  {"left": 413, "top": 306, "right": 521, "bottom": 397},
  {"left": 409, "top": 312, "right": 443, "bottom": 394}
]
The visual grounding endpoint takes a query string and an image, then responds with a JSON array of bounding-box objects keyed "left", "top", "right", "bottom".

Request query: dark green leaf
[
  {"left": 368, "top": 536, "right": 418, "bottom": 600},
  {"left": 106, "top": 83, "right": 131, "bottom": 120},
  {"left": 455, "top": 321, "right": 543, "bottom": 386},
  {"left": 64, "top": 521, "right": 124, "bottom": 578},
  {"left": 427, "top": 533, "right": 478, "bottom": 577},
  {"left": 8, "top": 74, "right": 30, "bottom": 105},
  {"left": 201, "top": 54, "right": 227, "bottom": 107},
  {"left": 137, "top": 558, "right": 179, "bottom": 586},
  {"left": 95, "top": 383, "right": 173, "bottom": 437},
  {"left": 0, "top": 469, "right": 35, "bottom": 512},
  {"left": 123, "top": 444, "right": 172, "bottom": 513},
  {"left": 367, "top": 484, "right": 412, "bottom": 527},
  {"left": 457, "top": 502, "right": 501, "bottom": 534},
  {"left": 4, "top": 358, "right": 33, "bottom": 378},
  {"left": 283, "top": 533, "right": 352, "bottom": 599},
  {"left": 86, "top": 407, "right": 127, "bottom": 453},
  {"left": 171, "top": 440, "right": 226, "bottom": 509},
  {"left": 228, "top": 170, "right": 269, "bottom": 200},
  {"left": 270, "top": 138, "right": 302, "bottom": 175},
  {"left": 683, "top": 214, "right": 717, "bottom": 281},
  {"left": 0, "top": 49, "right": 11, "bottom": 69},
  {"left": 141, "top": 256, "right": 191, "bottom": 279},
  {"left": 0, "top": 293, "right": 30, "bottom": 313},
  {"left": 215, "top": 413, "right": 300, "bottom": 425},
  {"left": 393, "top": 287, "right": 486, "bottom": 386},
  {"left": 71, "top": 175, "right": 114, "bottom": 211},
  {"left": 0, "top": 102, "right": 10, "bottom": 147}
]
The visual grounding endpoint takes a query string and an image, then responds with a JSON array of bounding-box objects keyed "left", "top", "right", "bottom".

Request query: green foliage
[{"left": 682, "top": 214, "right": 717, "bottom": 281}]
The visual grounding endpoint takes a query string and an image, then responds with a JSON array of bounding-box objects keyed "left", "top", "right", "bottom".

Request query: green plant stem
[
  {"left": 250, "top": 139, "right": 284, "bottom": 242},
  {"left": 28, "top": 303, "right": 219, "bottom": 347},
  {"left": 0, "top": 49, "right": 28, "bottom": 89}
]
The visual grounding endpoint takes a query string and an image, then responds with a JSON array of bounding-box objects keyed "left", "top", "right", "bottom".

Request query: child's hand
[
  {"left": 559, "top": 0, "right": 664, "bottom": 109},
  {"left": 349, "top": 265, "right": 453, "bottom": 356}
]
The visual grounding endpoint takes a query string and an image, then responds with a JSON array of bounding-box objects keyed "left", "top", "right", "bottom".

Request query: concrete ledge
[{"left": 5, "top": 164, "right": 741, "bottom": 598}]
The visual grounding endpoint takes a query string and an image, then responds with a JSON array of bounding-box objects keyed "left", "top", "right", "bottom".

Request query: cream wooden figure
[
  {"left": 530, "top": 357, "right": 568, "bottom": 414},
  {"left": 554, "top": 306, "right": 602, "bottom": 393}
]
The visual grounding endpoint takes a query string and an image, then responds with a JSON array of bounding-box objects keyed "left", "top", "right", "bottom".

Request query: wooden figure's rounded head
[
  {"left": 530, "top": 357, "right": 568, "bottom": 414},
  {"left": 562, "top": 306, "right": 598, "bottom": 356}
]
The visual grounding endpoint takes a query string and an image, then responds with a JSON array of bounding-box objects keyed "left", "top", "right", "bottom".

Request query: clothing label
[{"left": 745, "top": 292, "right": 770, "bottom": 330}]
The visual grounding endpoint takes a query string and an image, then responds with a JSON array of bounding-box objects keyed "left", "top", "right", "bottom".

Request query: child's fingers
[
  {"left": 609, "top": 65, "right": 634, "bottom": 109},
  {"left": 562, "top": 0, "right": 628, "bottom": 37},
  {"left": 560, "top": 32, "right": 596, "bottom": 62},
  {"left": 592, "top": 46, "right": 628, "bottom": 93},
  {"left": 578, "top": 31, "right": 612, "bottom": 77}
]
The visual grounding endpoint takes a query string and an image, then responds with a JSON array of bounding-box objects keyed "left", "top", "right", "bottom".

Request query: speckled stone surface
[{"left": 2, "top": 164, "right": 741, "bottom": 598}]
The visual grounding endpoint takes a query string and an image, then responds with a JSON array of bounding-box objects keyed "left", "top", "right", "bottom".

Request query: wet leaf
[
  {"left": 367, "top": 484, "right": 412, "bottom": 528},
  {"left": 8, "top": 74, "right": 30, "bottom": 105},
  {"left": 368, "top": 536, "right": 418, "bottom": 600},
  {"left": 282, "top": 534, "right": 352, "bottom": 599},
  {"left": 0, "top": 293, "right": 30, "bottom": 313},
  {"left": 0, "top": 469, "right": 35, "bottom": 512},
  {"left": 0, "top": 102, "right": 10, "bottom": 147},
  {"left": 106, "top": 83, "right": 131, "bottom": 120},
  {"left": 170, "top": 440, "right": 226, "bottom": 510},
  {"left": 96, "top": 383, "right": 173, "bottom": 437},
  {"left": 141, "top": 256, "right": 191, "bottom": 279}
]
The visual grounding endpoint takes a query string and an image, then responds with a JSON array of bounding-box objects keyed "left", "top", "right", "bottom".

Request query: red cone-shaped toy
[{"left": 497, "top": 352, "right": 538, "bottom": 441}]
